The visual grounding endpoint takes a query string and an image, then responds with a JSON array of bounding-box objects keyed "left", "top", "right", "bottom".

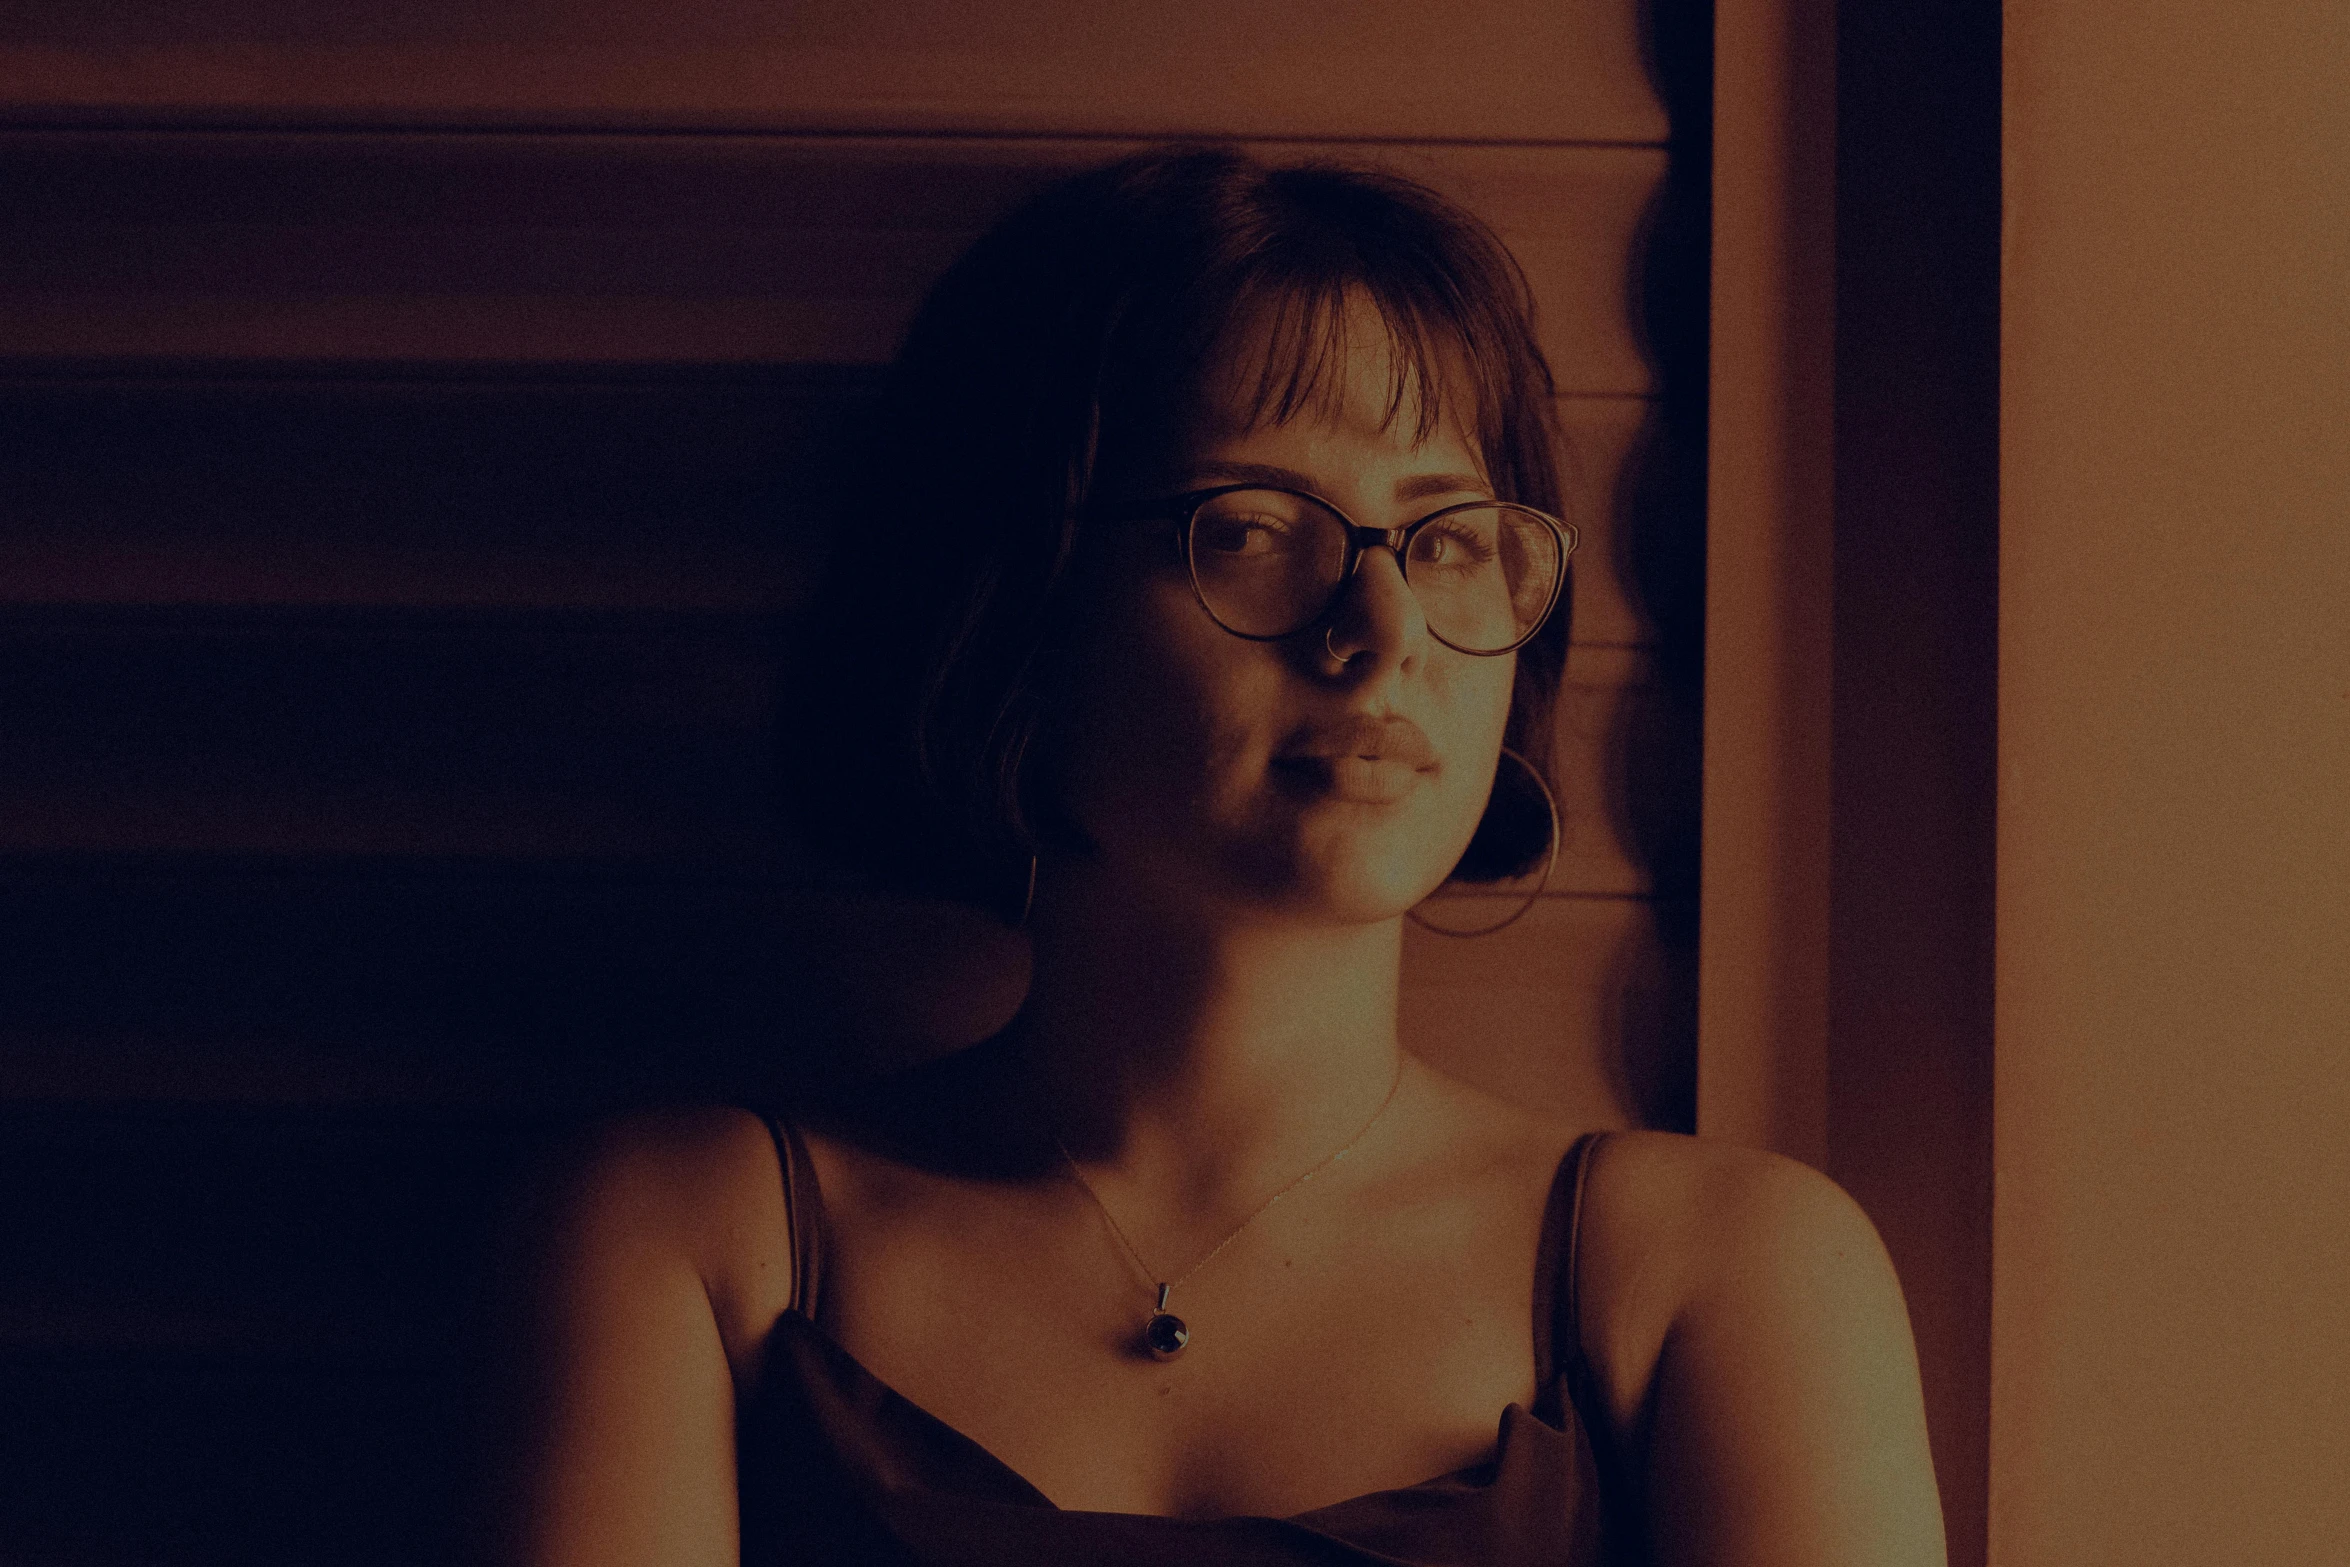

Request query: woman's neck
[{"left": 1010, "top": 860, "right": 1409, "bottom": 1219}]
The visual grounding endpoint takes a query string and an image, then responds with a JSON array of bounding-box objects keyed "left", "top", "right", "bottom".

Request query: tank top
[{"left": 738, "top": 1122, "right": 1642, "bottom": 1566}]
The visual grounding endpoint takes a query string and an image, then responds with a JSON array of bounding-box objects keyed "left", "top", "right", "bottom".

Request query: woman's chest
[{"left": 799, "top": 1178, "right": 1551, "bottom": 1518}]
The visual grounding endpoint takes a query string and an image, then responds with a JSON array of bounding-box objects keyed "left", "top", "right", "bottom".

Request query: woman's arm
[
  {"left": 475, "top": 1109, "right": 786, "bottom": 1567},
  {"left": 1589, "top": 1136, "right": 1948, "bottom": 1567}
]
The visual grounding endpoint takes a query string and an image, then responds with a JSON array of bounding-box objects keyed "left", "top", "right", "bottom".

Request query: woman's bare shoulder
[
  {"left": 1584, "top": 1128, "right": 1875, "bottom": 1240},
  {"left": 1576, "top": 1131, "right": 1903, "bottom": 1347},
  {"left": 1573, "top": 1132, "right": 1945, "bottom": 1563},
  {"left": 529, "top": 1105, "right": 797, "bottom": 1376},
  {"left": 544, "top": 1106, "right": 785, "bottom": 1236},
  {"left": 483, "top": 1107, "right": 787, "bottom": 1566},
  {"left": 1579, "top": 1130, "right": 1898, "bottom": 1301}
]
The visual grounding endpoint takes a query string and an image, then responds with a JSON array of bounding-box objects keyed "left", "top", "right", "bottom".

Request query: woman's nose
[{"left": 1320, "top": 545, "right": 1428, "bottom": 675}]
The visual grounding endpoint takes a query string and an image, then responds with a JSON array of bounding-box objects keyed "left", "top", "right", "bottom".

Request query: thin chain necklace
[{"left": 1051, "top": 1058, "right": 1406, "bottom": 1361}]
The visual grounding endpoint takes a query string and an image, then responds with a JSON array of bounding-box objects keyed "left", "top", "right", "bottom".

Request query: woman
[{"left": 491, "top": 148, "right": 1946, "bottom": 1565}]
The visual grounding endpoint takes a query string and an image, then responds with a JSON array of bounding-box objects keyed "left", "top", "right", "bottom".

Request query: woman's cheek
[{"left": 1051, "top": 598, "right": 1249, "bottom": 852}]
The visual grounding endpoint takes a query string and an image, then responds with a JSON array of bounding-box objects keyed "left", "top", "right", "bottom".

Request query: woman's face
[{"left": 1050, "top": 307, "right": 1516, "bottom": 924}]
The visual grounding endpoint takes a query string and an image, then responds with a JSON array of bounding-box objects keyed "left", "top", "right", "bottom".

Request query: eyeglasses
[{"left": 1129, "top": 484, "right": 1576, "bottom": 657}]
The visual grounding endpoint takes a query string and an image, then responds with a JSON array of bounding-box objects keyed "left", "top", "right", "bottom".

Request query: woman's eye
[
  {"left": 1413, "top": 521, "right": 1499, "bottom": 569},
  {"left": 1200, "top": 516, "right": 1290, "bottom": 555}
]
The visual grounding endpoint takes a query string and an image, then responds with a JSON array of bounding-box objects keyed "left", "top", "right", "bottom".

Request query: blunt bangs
[
  {"left": 1088, "top": 159, "right": 1556, "bottom": 517},
  {"left": 1217, "top": 276, "right": 1487, "bottom": 456}
]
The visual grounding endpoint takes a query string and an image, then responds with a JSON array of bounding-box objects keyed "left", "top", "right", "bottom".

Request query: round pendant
[{"left": 1143, "top": 1311, "right": 1190, "bottom": 1359}]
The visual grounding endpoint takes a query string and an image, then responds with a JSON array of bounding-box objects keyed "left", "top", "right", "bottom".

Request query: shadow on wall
[{"left": 1600, "top": 0, "right": 1712, "bottom": 1132}]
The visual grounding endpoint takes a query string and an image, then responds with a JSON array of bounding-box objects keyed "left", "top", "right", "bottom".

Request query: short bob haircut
[{"left": 798, "top": 146, "right": 1575, "bottom": 919}]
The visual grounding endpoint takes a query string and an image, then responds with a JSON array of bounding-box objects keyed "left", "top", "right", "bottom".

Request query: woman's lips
[
  {"left": 1272, "top": 714, "right": 1438, "bottom": 803},
  {"left": 1273, "top": 755, "right": 1427, "bottom": 803},
  {"left": 1280, "top": 714, "right": 1438, "bottom": 767}
]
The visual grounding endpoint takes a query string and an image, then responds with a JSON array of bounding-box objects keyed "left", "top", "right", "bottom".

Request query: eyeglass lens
[{"left": 1185, "top": 489, "right": 1561, "bottom": 653}]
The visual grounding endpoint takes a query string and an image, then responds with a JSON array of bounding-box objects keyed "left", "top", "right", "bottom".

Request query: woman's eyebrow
[
  {"left": 1394, "top": 470, "right": 1493, "bottom": 502},
  {"left": 1184, "top": 459, "right": 1315, "bottom": 489},
  {"left": 1185, "top": 460, "right": 1492, "bottom": 500}
]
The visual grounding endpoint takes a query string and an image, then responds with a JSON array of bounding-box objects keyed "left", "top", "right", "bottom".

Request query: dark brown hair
[{"left": 796, "top": 146, "right": 1574, "bottom": 916}]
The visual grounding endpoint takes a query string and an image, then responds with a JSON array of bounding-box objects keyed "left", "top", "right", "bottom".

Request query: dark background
[{"left": 0, "top": 12, "right": 1717, "bottom": 1564}]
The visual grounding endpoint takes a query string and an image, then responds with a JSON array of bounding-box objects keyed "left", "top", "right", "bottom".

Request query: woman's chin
[
  {"left": 1222, "top": 844, "right": 1456, "bottom": 927},
  {"left": 1113, "top": 801, "right": 1474, "bottom": 925},
  {"left": 1296, "top": 816, "right": 1473, "bottom": 915}
]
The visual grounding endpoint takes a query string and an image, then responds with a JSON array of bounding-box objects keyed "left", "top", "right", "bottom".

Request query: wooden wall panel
[
  {"left": 1698, "top": 0, "right": 1835, "bottom": 1161},
  {"left": 0, "top": 860, "right": 1031, "bottom": 1102},
  {"left": 1557, "top": 395, "right": 1653, "bottom": 648},
  {"left": 1703, "top": 0, "right": 1996, "bottom": 1555},
  {"left": 0, "top": 609, "right": 784, "bottom": 862},
  {"left": 1401, "top": 894, "right": 1688, "bottom": 1128},
  {"left": 1997, "top": 3, "right": 2350, "bottom": 1560},
  {"left": 0, "top": 134, "right": 1667, "bottom": 393},
  {"left": 0, "top": 607, "right": 1664, "bottom": 884},
  {"left": 0, "top": 376, "right": 1662, "bottom": 886},
  {"left": 1551, "top": 648, "right": 1666, "bottom": 897},
  {"left": 0, "top": 7, "right": 1703, "bottom": 1560},
  {"left": 0, "top": 376, "right": 1651, "bottom": 634},
  {"left": 0, "top": 0, "right": 1666, "bottom": 143}
]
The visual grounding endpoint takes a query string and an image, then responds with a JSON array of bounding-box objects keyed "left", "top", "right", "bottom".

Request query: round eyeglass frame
[{"left": 1133, "top": 483, "right": 1579, "bottom": 658}]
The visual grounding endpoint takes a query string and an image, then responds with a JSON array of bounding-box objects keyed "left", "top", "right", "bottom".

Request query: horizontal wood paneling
[
  {"left": 1559, "top": 395, "right": 1654, "bottom": 648},
  {"left": 0, "top": 9, "right": 1697, "bottom": 1563},
  {"left": 0, "top": 134, "right": 1668, "bottom": 392},
  {"left": 0, "top": 0, "right": 1665, "bottom": 144},
  {"left": 0, "top": 860, "right": 805, "bottom": 1062},
  {"left": 0, "top": 373, "right": 1654, "bottom": 642},
  {"left": 0, "top": 608, "right": 785, "bottom": 861},
  {"left": 1402, "top": 892, "right": 1691, "bottom": 1127},
  {"left": 0, "top": 608, "right": 1662, "bottom": 891},
  {"left": 0, "top": 860, "right": 1031, "bottom": 1089},
  {"left": 0, "top": 368, "right": 856, "bottom": 613},
  {"left": 1550, "top": 648, "right": 1671, "bottom": 897},
  {"left": 0, "top": 367, "right": 1663, "bottom": 885}
]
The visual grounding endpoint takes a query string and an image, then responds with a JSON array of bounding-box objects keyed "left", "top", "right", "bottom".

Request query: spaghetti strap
[
  {"left": 1532, "top": 1130, "right": 1612, "bottom": 1424},
  {"left": 765, "top": 1114, "right": 826, "bottom": 1319},
  {"left": 1560, "top": 1128, "right": 1607, "bottom": 1397},
  {"left": 1549, "top": 1128, "right": 1639, "bottom": 1556}
]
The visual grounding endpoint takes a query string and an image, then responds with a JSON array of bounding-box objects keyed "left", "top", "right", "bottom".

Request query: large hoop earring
[{"left": 1406, "top": 746, "right": 1559, "bottom": 939}]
